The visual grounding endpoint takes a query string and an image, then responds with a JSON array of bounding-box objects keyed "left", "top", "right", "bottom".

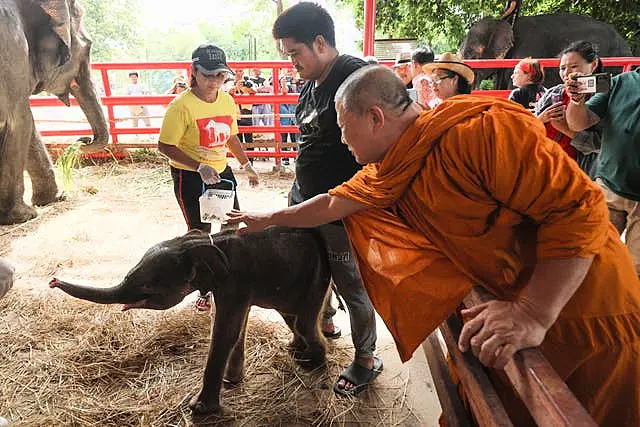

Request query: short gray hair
[{"left": 335, "top": 65, "right": 411, "bottom": 115}]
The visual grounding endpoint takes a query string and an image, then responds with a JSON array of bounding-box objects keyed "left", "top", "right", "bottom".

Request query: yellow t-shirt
[{"left": 159, "top": 89, "right": 238, "bottom": 172}]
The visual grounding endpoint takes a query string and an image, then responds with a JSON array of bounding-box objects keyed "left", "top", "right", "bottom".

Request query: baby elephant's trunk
[{"left": 49, "top": 277, "right": 130, "bottom": 305}]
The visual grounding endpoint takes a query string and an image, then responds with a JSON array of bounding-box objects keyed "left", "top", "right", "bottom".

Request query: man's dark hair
[
  {"left": 456, "top": 74, "right": 472, "bottom": 94},
  {"left": 128, "top": 71, "right": 139, "bottom": 77},
  {"left": 438, "top": 70, "right": 472, "bottom": 95},
  {"left": 412, "top": 47, "right": 434, "bottom": 65},
  {"left": 272, "top": 2, "right": 336, "bottom": 48}
]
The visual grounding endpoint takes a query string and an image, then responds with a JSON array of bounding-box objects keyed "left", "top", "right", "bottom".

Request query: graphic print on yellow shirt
[{"left": 159, "top": 89, "right": 238, "bottom": 173}]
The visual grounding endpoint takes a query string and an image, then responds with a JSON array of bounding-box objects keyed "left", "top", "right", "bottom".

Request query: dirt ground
[{"left": 0, "top": 155, "right": 441, "bottom": 426}]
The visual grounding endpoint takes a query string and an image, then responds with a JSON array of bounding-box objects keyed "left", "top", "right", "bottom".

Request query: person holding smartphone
[
  {"left": 566, "top": 64, "right": 640, "bottom": 276},
  {"left": 535, "top": 41, "right": 602, "bottom": 179}
]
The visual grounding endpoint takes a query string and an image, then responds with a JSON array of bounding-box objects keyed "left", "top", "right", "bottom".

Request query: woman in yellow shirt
[{"left": 158, "top": 44, "right": 259, "bottom": 310}]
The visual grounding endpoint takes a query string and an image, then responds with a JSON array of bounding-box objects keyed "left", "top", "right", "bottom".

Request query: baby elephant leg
[
  {"left": 224, "top": 309, "right": 249, "bottom": 385},
  {"left": 0, "top": 258, "right": 15, "bottom": 299},
  {"left": 190, "top": 301, "right": 249, "bottom": 415}
]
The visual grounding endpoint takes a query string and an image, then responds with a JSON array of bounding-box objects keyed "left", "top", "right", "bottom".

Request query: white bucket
[{"left": 199, "top": 179, "right": 235, "bottom": 223}]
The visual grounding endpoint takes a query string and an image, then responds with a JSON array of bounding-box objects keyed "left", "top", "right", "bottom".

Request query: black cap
[{"left": 191, "top": 44, "right": 234, "bottom": 76}]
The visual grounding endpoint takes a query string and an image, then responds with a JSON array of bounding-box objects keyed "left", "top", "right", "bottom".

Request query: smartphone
[{"left": 575, "top": 73, "right": 611, "bottom": 94}]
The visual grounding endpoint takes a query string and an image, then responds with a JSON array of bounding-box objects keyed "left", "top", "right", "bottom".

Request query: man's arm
[
  {"left": 459, "top": 256, "right": 592, "bottom": 368},
  {"left": 226, "top": 194, "right": 368, "bottom": 232}
]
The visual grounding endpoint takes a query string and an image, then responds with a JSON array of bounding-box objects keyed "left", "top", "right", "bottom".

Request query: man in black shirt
[{"left": 272, "top": 2, "right": 380, "bottom": 396}]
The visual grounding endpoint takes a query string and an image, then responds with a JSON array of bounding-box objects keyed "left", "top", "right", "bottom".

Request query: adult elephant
[
  {"left": 460, "top": 13, "right": 632, "bottom": 89},
  {"left": 0, "top": 0, "right": 109, "bottom": 225}
]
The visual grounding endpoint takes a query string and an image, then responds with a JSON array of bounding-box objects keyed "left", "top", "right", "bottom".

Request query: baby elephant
[
  {"left": 50, "top": 227, "right": 331, "bottom": 415},
  {"left": 0, "top": 257, "right": 15, "bottom": 299}
]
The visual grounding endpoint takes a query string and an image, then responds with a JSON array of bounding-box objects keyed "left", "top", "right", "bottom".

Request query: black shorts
[{"left": 170, "top": 165, "right": 240, "bottom": 233}]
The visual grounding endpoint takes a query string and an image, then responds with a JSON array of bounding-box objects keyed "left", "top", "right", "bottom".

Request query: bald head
[{"left": 335, "top": 65, "right": 412, "bottom": 116}]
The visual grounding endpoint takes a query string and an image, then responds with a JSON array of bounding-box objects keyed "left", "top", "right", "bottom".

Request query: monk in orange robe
[{"left": 228, "top": 66, "right": 640, "bottom": 425}]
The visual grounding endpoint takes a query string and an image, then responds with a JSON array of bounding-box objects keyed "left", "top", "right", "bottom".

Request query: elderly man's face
[
  {"left": 336, "top": 102, "right": 384, "bottom": 164},
  {"left": 394, "top": 64, "right": 412, "bottom": 85}
]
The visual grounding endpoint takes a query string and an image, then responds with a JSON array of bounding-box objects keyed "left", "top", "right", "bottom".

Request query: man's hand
[
  {"left": 458, "top": 300, "right": 548, "bottom": 369},
  {"left": 537, "top": 102, "right": 564, "bottom": 123},
  {"left": 226, "top": 210, "right": 273, "bottom": 234},
  {"left": 243, "top": 162, "right": 259, "bottom": 187},
  {"left": 197, "top": 163, "right": 221, "bottom": 185}
]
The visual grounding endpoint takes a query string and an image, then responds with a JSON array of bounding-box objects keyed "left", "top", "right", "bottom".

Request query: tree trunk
[{"left": 272, "top": 0, "right": 287, "bottom": 60}]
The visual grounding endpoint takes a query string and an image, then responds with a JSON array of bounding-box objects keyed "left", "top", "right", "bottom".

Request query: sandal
[
  {"left": 333, "top": 356, "right": 383, "bottom": 397},
  {"left": 195, "top": 292, "right": 211, "bottom": 312},
  {"left": 322, "top": 324, "right": 342, "bottom": 339}
]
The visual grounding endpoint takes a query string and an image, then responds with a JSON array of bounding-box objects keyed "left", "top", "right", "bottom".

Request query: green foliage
[
  {"left": 479, "top": 79, "right": 495, "bottom": 90},
  {"left": 339, "top": 0, "right": 639, "bottom": 54},
  {"left": 82, "top": 0, "right": 142, "bottom": 62},
  {"left": 55, "top": 142, "right": 84, "bottom": 191}
]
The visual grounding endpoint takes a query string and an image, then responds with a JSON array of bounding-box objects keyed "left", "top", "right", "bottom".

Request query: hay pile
[{"left": 0, "top": 292, "right": 416, "bottom": 426}]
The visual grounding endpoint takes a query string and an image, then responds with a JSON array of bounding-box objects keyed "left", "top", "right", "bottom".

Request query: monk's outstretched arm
[{"left": 226, "top": 193, "right": 369, "bottom": 233}]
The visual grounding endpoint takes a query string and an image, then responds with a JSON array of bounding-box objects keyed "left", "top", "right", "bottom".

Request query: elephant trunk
[
  {"left": 70, "top": 58, "right": 109, "bottom": 149},
  {"left": 49, "top": 277, "right": 134, "bottom": 305}
]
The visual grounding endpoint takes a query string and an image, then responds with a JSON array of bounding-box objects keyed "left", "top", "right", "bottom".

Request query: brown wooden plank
[
  {"left": 422, "top": 332, "right": 473, "bottom": 427},
  {"left": 440, "top": 316, "right": 514, "bottom": 427},
  {"left": 463, "top": 287, "right": 597, "bottom": 427}
]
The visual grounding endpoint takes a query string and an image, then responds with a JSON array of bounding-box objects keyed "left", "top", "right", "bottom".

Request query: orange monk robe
[{"left": 329, "top": 96, "right": 640, "bottom": 425}]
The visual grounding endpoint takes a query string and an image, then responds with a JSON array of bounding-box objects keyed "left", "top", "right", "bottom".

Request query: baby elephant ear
[{"left": 38, "top": 0, "right": 73, "bottom": 62}]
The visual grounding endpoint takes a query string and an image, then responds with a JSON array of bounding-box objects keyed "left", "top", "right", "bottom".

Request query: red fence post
[{"left": 363, "top": 0, "right": 376, "bottom": 57}]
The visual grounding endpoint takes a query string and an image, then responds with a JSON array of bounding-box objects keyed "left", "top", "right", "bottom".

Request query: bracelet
[{"left": 570, "top": 98, "right": 584, "bottom": 105}]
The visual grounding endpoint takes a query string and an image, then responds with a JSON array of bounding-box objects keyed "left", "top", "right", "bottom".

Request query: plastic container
[{"left": 199, "top": 179, "right": 235, "bottom": 223}]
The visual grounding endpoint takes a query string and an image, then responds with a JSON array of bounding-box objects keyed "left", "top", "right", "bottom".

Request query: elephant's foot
[
  {"left": 294, "top": 344, "right": 326, "bottom": 370},
  {"left": 0, "top": 203, "right": 37, "bottom": 225},
  {"left": 78, "top": 137, "right": 109, "bottom": 154},
  {"left": 32, "top": 187, "right": 65, "bottom": 207},
  {"left": 223, "top": 365, "right": 244, "bottom": 386},
  {"left": 189, "top": 391, "right": 223, "bottom": 416}
]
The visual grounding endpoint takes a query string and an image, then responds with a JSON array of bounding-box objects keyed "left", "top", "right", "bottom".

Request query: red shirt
[{"left": 544, "top": 89, "right": 577, "bottom": 159}]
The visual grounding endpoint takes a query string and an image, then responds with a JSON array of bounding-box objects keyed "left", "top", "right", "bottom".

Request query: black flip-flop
[
  {"left": 322, "top": 325, "right": 342, "bottom": 339},
  {"left": 333, "top": 356, "right": 383, "bottom": 397}
]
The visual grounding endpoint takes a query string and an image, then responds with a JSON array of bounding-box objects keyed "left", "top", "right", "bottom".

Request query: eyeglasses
[{"left": 431, "top": 75, "right": 454, "bottom": 85}]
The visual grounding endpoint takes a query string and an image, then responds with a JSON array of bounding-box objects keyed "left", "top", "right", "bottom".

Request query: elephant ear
[
  {"left": 37, "top": 0, "right": 73, "bottom": 63},
  {"left": 182, "top": 237, "right": 231, "bottom": 288},
  {"left": 486, "top": 19, "right": 514, "bottom": 59}
]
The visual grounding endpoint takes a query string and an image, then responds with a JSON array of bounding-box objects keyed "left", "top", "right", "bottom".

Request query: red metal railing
[{"left": 33, "top": 58, "right": 640, "bottom": 161}]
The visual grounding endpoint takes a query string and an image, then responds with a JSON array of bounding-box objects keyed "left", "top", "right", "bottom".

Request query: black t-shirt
[
  {"left": 294, "top": 55, "right": 366, "bottom": 200},
  {"left": 509, "top": 83, "right": 546, "bottom": 110}
]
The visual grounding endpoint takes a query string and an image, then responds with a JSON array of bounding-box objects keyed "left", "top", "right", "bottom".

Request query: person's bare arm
[
  {"left": 565, "top": 77, "right": 601, "bottom": 131},
  {"left": 459, "top": 256, "right": 593, "bottom": 369},
  {"left": 226, "top": 135, "right": 251, "bottom": 166},
  {"left": 158, "top": 141, "right": 199, "bottom": 170},
  {"left": 226, "top": 194, "right": 368, "bottom": 233}
]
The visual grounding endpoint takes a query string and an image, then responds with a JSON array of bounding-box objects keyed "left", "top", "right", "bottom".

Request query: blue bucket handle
[{"left": 201, "top": 179, "right": 235, "bottom": 195}]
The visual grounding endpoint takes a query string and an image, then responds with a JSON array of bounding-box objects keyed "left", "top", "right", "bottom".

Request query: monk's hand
[
  {"left": 226, "top": 209, "right": 273, "bottom": 234},
  {"left": 458, "top": 300, "right": 548, "bottom": 369},
  {"left": 565, "top": 72, "right": 587, "bottom": 103},
  {"left": 537, "top": 102, "right": 564, "bottom": 123}
]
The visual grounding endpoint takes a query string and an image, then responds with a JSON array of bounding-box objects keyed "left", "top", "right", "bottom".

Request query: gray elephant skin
[
  {"left": 50, "top": 227, "right": 332, "bottom": 415},
  {"left": 461, "top": 13, "right": 632, "bottom": 89},
  {"left": 0, "top": 257, "right": 15, "bottom": 299},
  {"left": 0, "top": 0, "right": 109, "bottom": 225}
]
